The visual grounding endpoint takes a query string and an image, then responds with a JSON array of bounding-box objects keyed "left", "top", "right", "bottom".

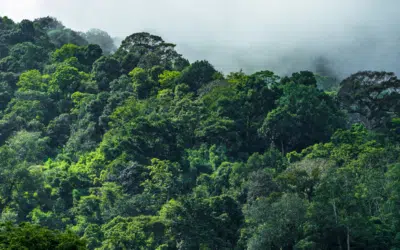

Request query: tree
[
  {"left": 51, "top": 43, "right": 102, "bottom": 70},
  {"left": 9, "top": 42, "right": 49, "bottom": 71},
  {"left": 49, "top": 64, "right": 85, "bottom": 95},
  {"left": 116, "top": 32, "right": 186, "bottom": 72},
  {"left": 17, "top": 70, "right": 48, "bottom": 92},
  {"left": 259, "top": 82, "right": 346, "bottom": 153},
  {"left": 158, "top": 70, "right": 180, "bottom": 89},
  {"left": 46, "top": 113, "right": 72, "bottom": 148},
  {"left": 141, "top": 158, "right": 183, "bottom": 206},
  {"left": 84, "top": 29, "right": 116, "bottom": 55},
  {"left": 117, "top": 32, "right": 165, "bottom": 54},
  {"left": 47, "top": 28, "right": 88, "bottom": 48},
  {"left": 160, "top": 195, "right": 243, "bottom": 249},
  {"left": 6, "top": 130, "right": 50, "bottom": 163},
  {"left": 338, "top": 71, "right": 400, "bottom": 129},
  {"left": 178, "top": 60, "right": 217, "bottom": 92},
  {"left": 99, "top": 216, "right": 167, "bottom": 250},
  {"left": 129, "top": 67, "right": 157, "bottom": 99},
  {"left": 246, "top": 193, "right": 307, "bottom": 250},
  {"left": 91, "top": 56, "right": 121, "bottom": 91},
  {"left": 289, "top": 125, "right": 400, "bottom": 249},
  {"left": 0, "top": 222, "right": 86, "bottom": 249},
  {"left": 246, "top": 169, "right": 278, "bottom": 202},
  {"left": 33, "top": 16, "right": 65, "bottom": 31},
  {"left": 114, "top": 160, "right": 146, "bottom": 195},
  {"left": 0, "top": 146, "right": 32, "bottom": 212},
  {"left": 281, "top": 70, "right": 317, "bottom": 87}
]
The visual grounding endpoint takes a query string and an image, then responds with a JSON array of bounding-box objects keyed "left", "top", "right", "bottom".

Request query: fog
[{"left": 2, "top": 0, "right": 400, "bottom": 78}]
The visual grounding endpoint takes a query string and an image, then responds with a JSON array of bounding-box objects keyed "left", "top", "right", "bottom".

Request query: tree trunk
[
  {"left": 346, "top": 226, "right": 350, "bottom": 250},
  {"left": 332, "top": 200, "right": 338, "bottom": 224},
  {"left": 332, "top": 201, "right": 342, "bottom": 250}
]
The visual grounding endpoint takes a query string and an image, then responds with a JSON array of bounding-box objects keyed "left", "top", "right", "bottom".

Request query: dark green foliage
[
  {"left": 47, "top": 29, "right": 88, "bottom": 48},
  {"left": 0, "top": 15, "right": 399, "bottom": 250},
  {"left": 115, "top": 32, "right": 187, "bottom": 72},
  {"left": 8, "top": 42, "right": 49, "bottom": 71},
  {"left": 0, "top": 222, "right": 86, "bottom": 249},
  {"left": 259, "top": 81, "right": 346, "bottom": 153},
  {"left": 33, "top": 16, "right": 65, "bottom": 31},
  {"left": 91, "top": 56, "right": 121, "bottom": 91},
  {"left": 281, "top": 70, "right": 317, "bottom": 87},
  {"left": 179, "top": 60, "right": 217, "bottom": 92},
  {"left": 338, "top": 71, "right": 400, "bottom": 129},
  {"left": 161, "top": 195, "right": 243, "bottom": 249},
  {"left": 83, "top": 29, "right": 116, "bottom": 55}
]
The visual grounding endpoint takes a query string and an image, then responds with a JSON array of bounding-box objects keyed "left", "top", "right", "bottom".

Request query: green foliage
[
  {"left": 91, "top": 56, "right": 121, "bottom": 91},
  {"left": 158, "top": 70, "right": 180, "bottom": 89},
  {"left": 9, "top": 42, "right": 49, "bottom": 71},
  {"left": 0, "top": 222, "right": 86, "bottom": 249},
  {"left": 281, "top": 70, "right": 317, "bottom": 87},
  {"left": 259, "top": 82, "right": 346, "bottom": 153},
  {"left": 0, "top": 15, "right": 399, "bottom": 250},
  {"left": 141, "top": 159, "right": 183, "bottom": 208},
  {"left": 129, "top": 67, "right": 157, "bottom": 99},
  {"left": 115, "top": 32, "right": 187, "bottom": 72},
  {"left": 51, "top": 43, "right": 81, "bottom": 62},
  {"left": 6, "top": 130, "right": 50, "bottom": 163},
  {"left": 83, "top": 29, "right": 116, "bottom": 55},
  {"left": 47, "top": 28, "right": 88, "bottom": 48},
  {"left": 178, "top": 60, "right": 217, "bottom": 92},
  {"left": 338, "top": 71, "right": 400, "bottom": 129},
  {"left": 160, "top": 195, "right": 243, "bottom": 249},
  {"left": 17, "top": 69, "right": 49, "bottom": 92},
  {"left": 99, "top": 216, "right": 166, "bottom": 250},
  {"left": 245, "top": 193, "right": 307, "bottom": 250}
]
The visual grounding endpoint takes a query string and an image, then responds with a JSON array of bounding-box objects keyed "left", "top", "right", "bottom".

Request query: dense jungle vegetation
[{"left": 0, "top": 16, "right": 399, "bottom": 250}]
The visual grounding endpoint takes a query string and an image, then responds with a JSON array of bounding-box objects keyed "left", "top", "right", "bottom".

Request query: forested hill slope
[{"left": 0, "top": 15, "right": 399, "bottom": 249}]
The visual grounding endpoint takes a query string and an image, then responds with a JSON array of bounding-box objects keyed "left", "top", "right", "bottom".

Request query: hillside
[{"left": 0, "top": 16, "right": 399, "bottom": 249}]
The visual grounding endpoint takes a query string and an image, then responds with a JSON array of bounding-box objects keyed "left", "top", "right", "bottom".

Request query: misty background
[{"left": 2, "top": 0, "right": 400, "bottom": 78}]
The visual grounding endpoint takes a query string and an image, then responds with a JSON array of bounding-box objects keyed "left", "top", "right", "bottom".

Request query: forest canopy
[{"left": 0, "top": 15, "right": 399, "bottom": 250}]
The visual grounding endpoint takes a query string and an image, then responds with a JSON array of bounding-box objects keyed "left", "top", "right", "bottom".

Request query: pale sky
[{"left": 2, "top": 0, "right": 400, "bottom": 77}]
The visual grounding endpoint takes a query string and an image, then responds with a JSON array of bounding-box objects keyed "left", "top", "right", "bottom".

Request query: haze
[{"left": 2, "top": 0, "right": 400, "bottom": 78}]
